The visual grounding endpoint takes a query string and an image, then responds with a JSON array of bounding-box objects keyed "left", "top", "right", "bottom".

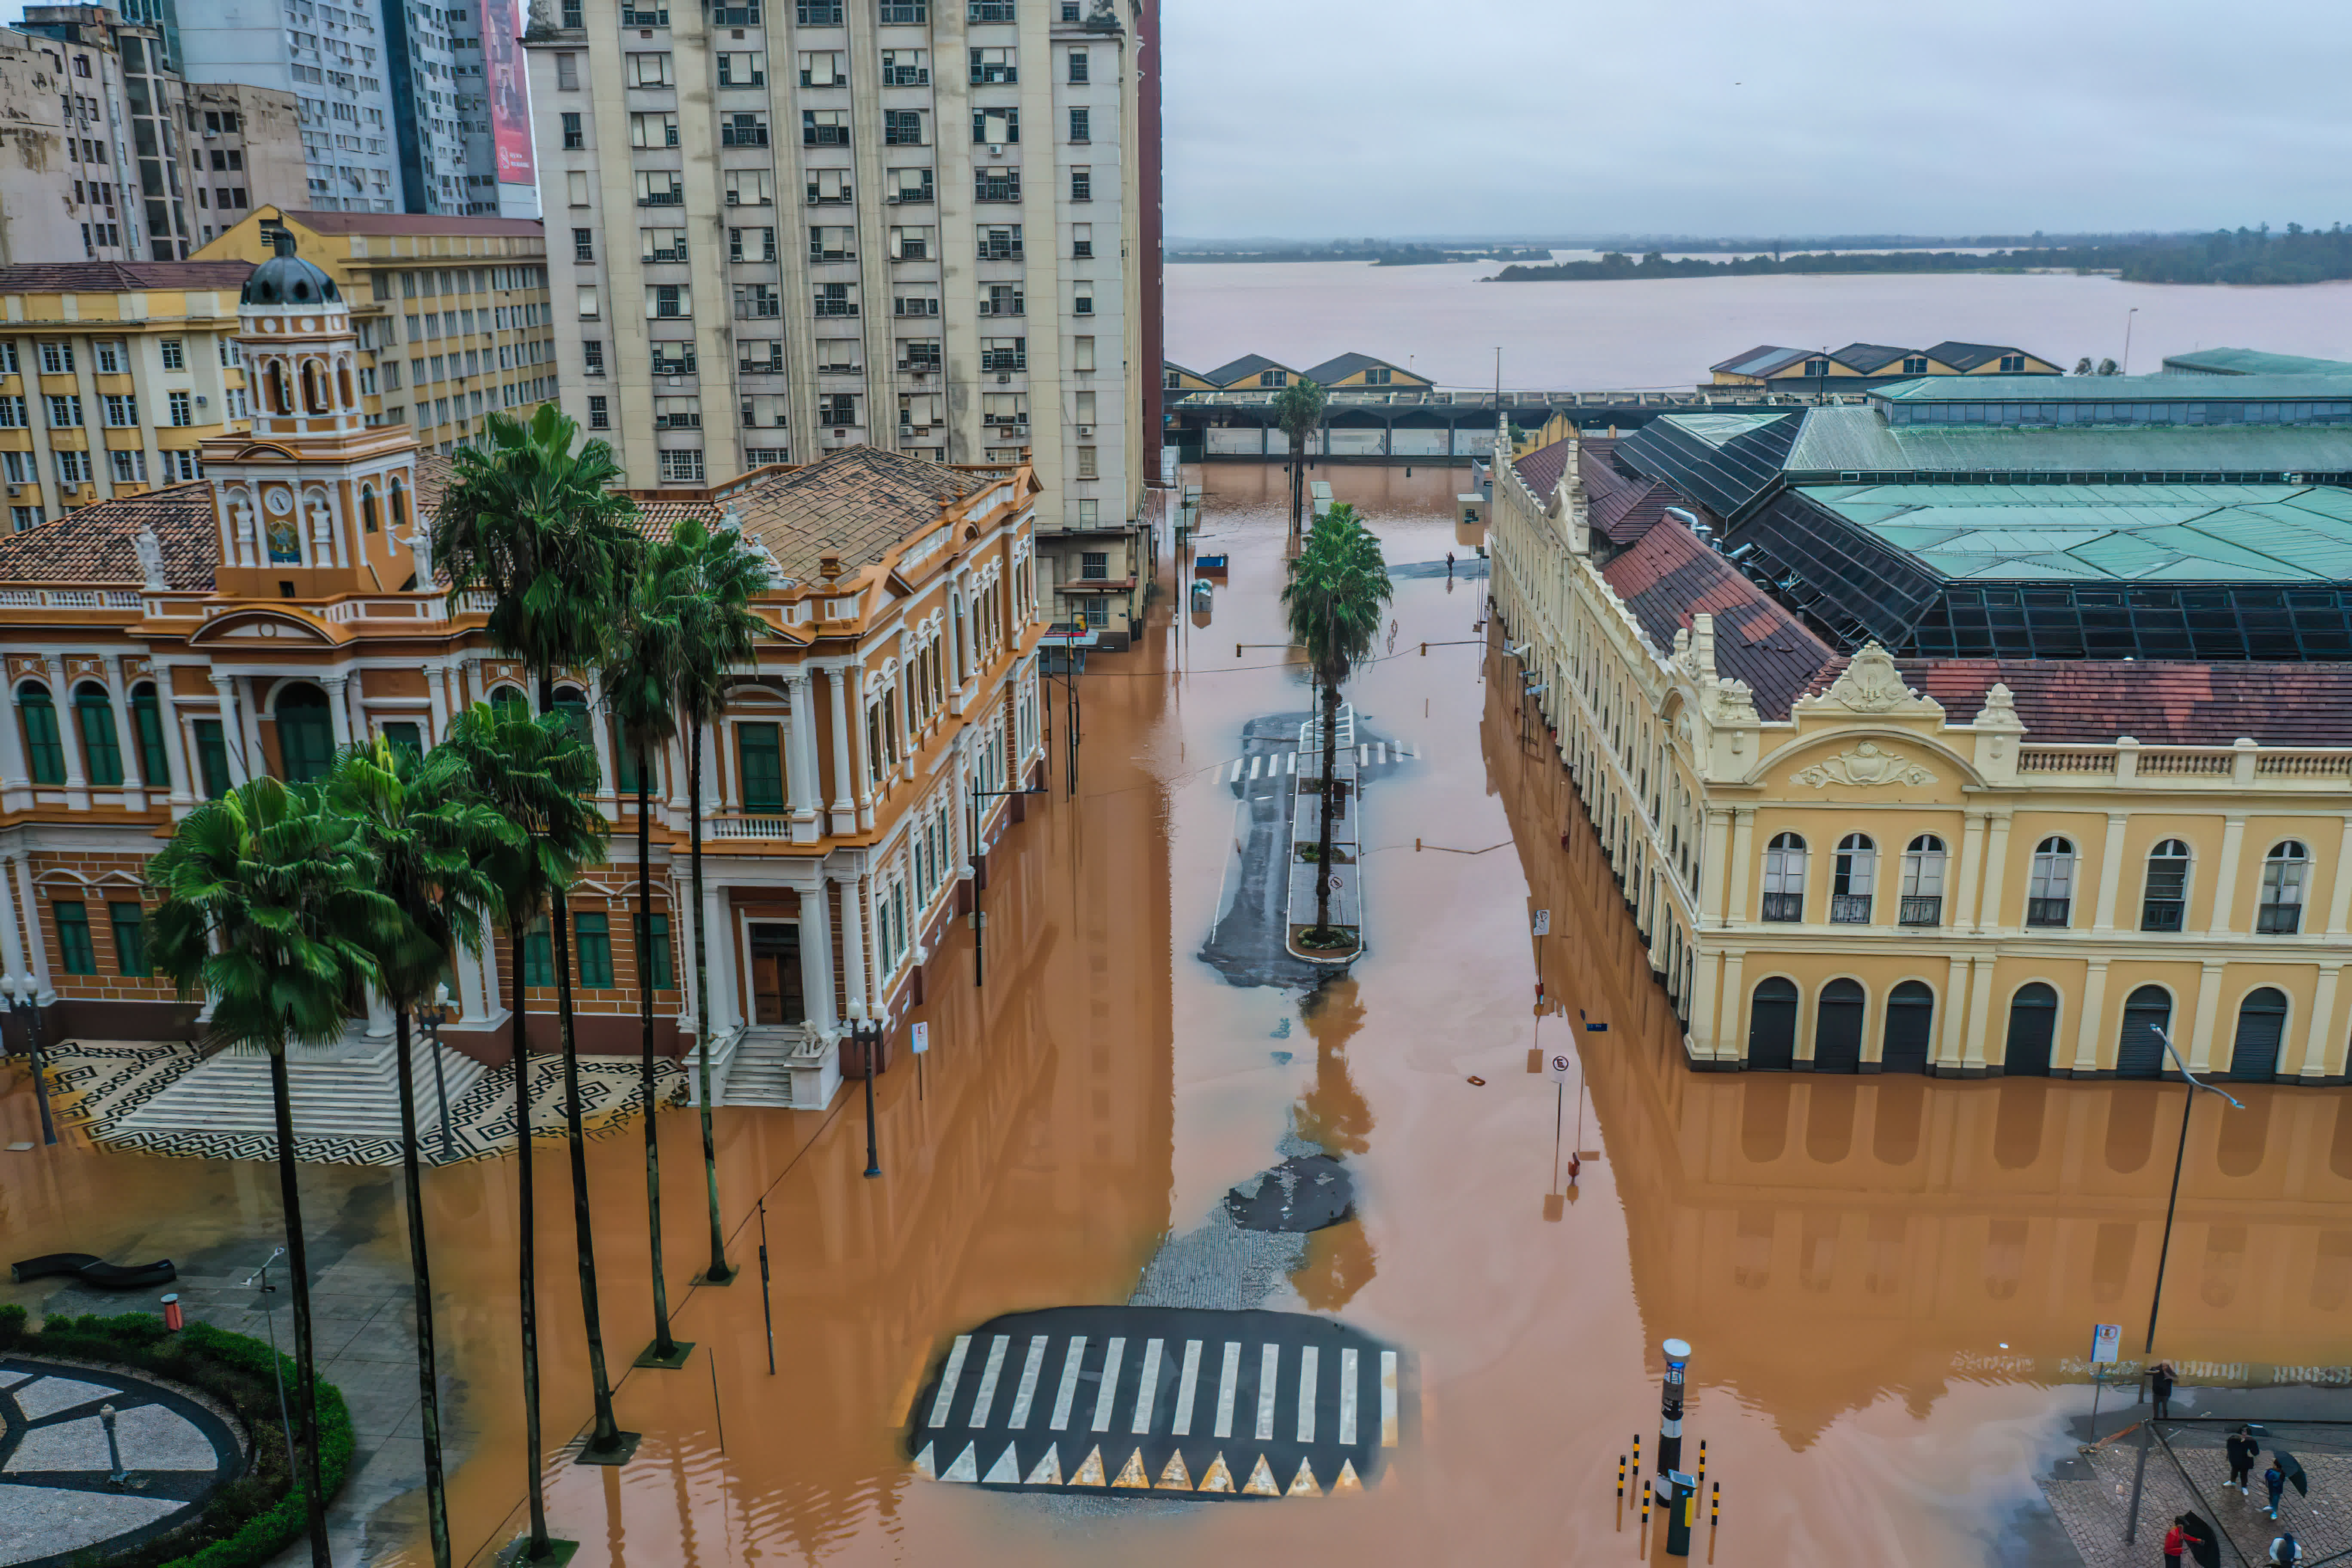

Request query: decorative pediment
[
  {"left": 1791, "top": 741, "right": 1937, "bottom": 790},
  {"left": 1795, "top": 642, "right": 1942, "bottom": 718},
  {"left": 187, "top": 606, "right": 337, "bottom": 646}
]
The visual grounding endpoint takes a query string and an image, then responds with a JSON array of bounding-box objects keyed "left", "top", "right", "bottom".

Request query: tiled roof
[
  {"left": 1511, "top": 434, "right": 1577, "bottom": 502},
  {"left": 1803, "top": 657, "right": 2352, "bottom": 747},
  {"left": 1921, "top": 340, "right": 2031, "bottom": 372},
  {"left": 0, "top": 483, "right": 216, "bottom": 589},
  {"left": 0, "top": 260, "right": 254, "bottom": 294},
  {"left": 1204, "top": 353, "right": 1297, "bottom": 386},
  {"left": 411, "top": 453, "right": 453, "bottom": 520},
  {"left": 1580, "top": 439, "right": 1685, "bottom": 545},
  {"left": 1600, "top": 519, "right": 1835, "bottom": 720},
  {"left": 275, "top": 208, "right": 545, "bottom": 237},
  {"left": 1830, "top": 343, "right": 1914, "bottom": 374},
  {"left": 1711, "top": 345, "right": 1810, "bottom": 378}
]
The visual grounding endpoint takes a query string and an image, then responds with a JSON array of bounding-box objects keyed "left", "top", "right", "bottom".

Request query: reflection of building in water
[
  {"left": 1487, "top": 682, "right": 2352, "bottom": 1441},
  {"left": 1486, "top": 386, "right": 2352, "bottom": 1082}
]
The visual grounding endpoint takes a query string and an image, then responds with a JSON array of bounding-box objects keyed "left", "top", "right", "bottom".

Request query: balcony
[
  {"left": 1759, "top": 892, "right": 1802, "bottom": 923},
  {"left": 1828, "top": 894, "right": 1871, "bottom": 925},
  {"left": 2141, "top": 899, "right": 2185, "bottom": 933},
  {"left": 721, "top": 126, "right": 771, "bottom": 147},
  {"left": 1897, "top": 895, "right": 1941, "bottom": 927},
  {"left": 2025, "top": 897, "right": 2070, "bottom": 928},
  {"left": 637, "top": 189, "right": 684, "bottom": 208},
  {"left": 2257, "top": 903, "right": 2303, "bottom": 935},
  {"left": 980, "top": 348, "right": 1025, "bottom": 372},
  {"left": 977, "top": 239, "right": 1023, "bottom": 262},
  {"left": 977, "top": 295, "right": 1024, "bottom": 316}
]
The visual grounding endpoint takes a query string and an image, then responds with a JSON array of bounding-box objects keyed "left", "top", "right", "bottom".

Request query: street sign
[
  {"left": 1544, "top": 1048, "right": 1574, "bottom": 1085},
  {"left": 2090, "top": 1323, "right": 2122, "bottom": 1364},
  {"left": 912, "top": 1022, "right": 930, "bottom": 1055},
  {"left": 1531, "top": 910, "right": 1550, "bottom": 936}
]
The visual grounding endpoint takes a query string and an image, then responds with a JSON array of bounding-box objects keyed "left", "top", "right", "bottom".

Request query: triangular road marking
[
  {"left": 1072, "top": 1445, "right": 1107, "bottom": 1486},
  {"left": 1197, "top": 1453, "right": 1235, "bottom": 1493},
  {"left": 942, "top": 1443, "right": 979, "bottom": 1483},
  {"left": 1287, "top": 1458, "right": 1321, "bottom": 1497},
  {"left": 983, "top": 1445, "right": 1021, "bottom": 1485},
  {"left": 1242, "top": 1455, "right": 1280, "bottom": 1495},
  {"left": 1111, "top": 1448, "right": 1151, "bottom": 1488},
  {"left": 1333, "top": 1458, "right": 1364, "bottom": 1494},
  {"left": 912, "top": 1443, "right": 936, "bottom": 1480},
  {"left": 1025, "top": 1444, "right": 1063, "bottom": 1486},
  {"left": 1156, "top": 1449, "right": 1193, "bottom": 1490}
]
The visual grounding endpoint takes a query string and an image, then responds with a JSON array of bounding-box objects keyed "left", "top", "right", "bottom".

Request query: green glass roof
[
  {"left": 1783, "top": 406, "right": 2352, "bottom": 475},
  {"left": 1800, "top": 482, "right": 2352, "bottom": 583},
  {"left": 2160, "top": 348, "right": 2352, "bottom": 377},
  {"left": 1872, "top": 372, "right": 2352, "bottom": 402}
]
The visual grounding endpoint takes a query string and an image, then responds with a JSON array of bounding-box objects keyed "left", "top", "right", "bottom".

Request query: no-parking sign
[{"left": 2090, "top": 1323, "right": 2122, "bottom": 1364}]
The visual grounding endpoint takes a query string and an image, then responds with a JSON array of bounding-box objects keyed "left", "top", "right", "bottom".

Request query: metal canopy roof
[
  {"left": 2161, "top": 348, "right": 2352, "bottom": 377},
  {"left": 1782, "top": 406, "right": 2352, "bottom": 475},
  {"left": 1873, "top": 372, "right": 2352, "bottom": 403}
]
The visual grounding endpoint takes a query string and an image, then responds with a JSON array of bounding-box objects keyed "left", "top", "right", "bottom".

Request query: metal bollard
[
  {"left": 1641, "top": 1478, "right": 1651, "bottom": 1523},
  {"left": 1617, "top": 1454, "right": 1625, "bottom": 1499},
  {"left": 1711, "top": 1481, "right": 1720, "bottom": 1528}
]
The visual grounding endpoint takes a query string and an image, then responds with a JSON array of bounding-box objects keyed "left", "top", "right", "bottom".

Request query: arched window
[
  {"left": 301, "top": 359, "right": 326, "bottom": 414},
  {"left": 359, "top": 485, "right": 380, "bottom": 534},
  {"left": 2229, "top": 987, "right": 2290, "bottom": 1081},
  {"left": 1882, "top": 980, "right": 1935, "bottom": 1074},
  {"left": 2003, "top": 983, "right": 2058, "bottom": 1076},
  {"left": 1899, "top": 834, "right": 1946, "bottom": 926},
  {"left": 2027, "top": 836, "right": 2076, "bottom": 927},
  {"left": 337, "top": 361, "right": 355, "bottom": 407},
  {"left": 16, "top": 681, "right": 63, "bottom": 784},
  {"left": 389, "top": 476, "right": 409, "bottom": 530},
  {"left": 273, "top": 683, "right": 334, "bottom": 784},
  {"left": 266, "top": 359, "right": 292, "bottom": 415},
  {"left": 1831, "top": 833, "right": 1875, "bottom": 924},
  {"left": 2116, "top": 984, "right": 2172, "bottom": 1078},
  {"left": 1814, "top": 978, "right": 1865, "bottom": 1073},
  {"left": 1761, "top": 832, "right": 1805, "bottom": 922},
  {"left": 74, "top": 681, "right": 122, "bottom": 786},
  {"left": 2142, "top": 839, "right": 2192, "bottom": 932},
  {"left": 2258, "top": 842, "right": 2309, "bottom": 935},
  {"left": 1747, "top": 977, "right": 1798, "bottom": 1070},
  {"left": 129, "top": 683, "right": 169, "bottom": 787},
  {"left": 488, "top": 684, "right": 529, "bottom": 717},
  {"left": 551, "top": 685, "right": 591, "bottom": 737}
]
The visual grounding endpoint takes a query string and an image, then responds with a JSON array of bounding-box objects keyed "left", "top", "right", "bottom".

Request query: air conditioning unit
[
  {"left": 988, "top": 143, "right": 1004, "bottom": 155},
  {"left": 1075, "top": 424, "right": 1092, "bottom": 437},
  {"left": 202, "top": 127, "right": 218, "bottom": 138},
  {"left": 995, "top": 372, "right": 1010, "bottom": 384},
  {"left": 6, "top": 485, "right": 20, "bottom": 497}
]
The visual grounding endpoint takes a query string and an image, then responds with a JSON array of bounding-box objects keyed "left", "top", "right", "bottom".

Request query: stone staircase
[
  {"left": 115, "top": 1027, "right": 489, "bottom": 1139},
  {"left": 720, "top": 1026, "right": 840, "bottom": 1111},
  {"left": 680, "top": 1023, "right": 747, "bottom": 1107}
]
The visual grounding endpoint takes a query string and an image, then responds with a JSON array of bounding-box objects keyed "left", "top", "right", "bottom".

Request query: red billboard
[{"left": 481, "top": 0, "right": 535, "bottom": 186}]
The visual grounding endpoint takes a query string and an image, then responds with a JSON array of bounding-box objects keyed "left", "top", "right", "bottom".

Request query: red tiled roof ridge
[
  {"left": 0, "top": 260, "right": 254, "bottom": 292},
  {"left": 1599, "top": 518, "right": 1835, "bottom": 720}
]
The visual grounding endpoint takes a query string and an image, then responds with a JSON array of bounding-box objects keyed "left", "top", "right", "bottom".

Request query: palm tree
[
  {"left": 660, "top": 517, "right": 772, "bottom": 1286},
  {"left": 1281, "top": 503, "right": 1391, "bottom": 946},
  {"left": 325, "top": 737, "right": 514, "bottom": 1568},
  {"left": 149, "top": 778, "right": 400, "bottom": 1568},
  {"left": 605, "top": 556, "right": 687, "bottom": 1364},
  {"left": 1273, "top": 376, "right": 1329, "bottom": 536},
  {"left": 441, "top": 701, "right": 628, "bottom": 1540}
]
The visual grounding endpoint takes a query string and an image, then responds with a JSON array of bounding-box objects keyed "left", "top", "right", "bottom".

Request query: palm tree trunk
[
  {"left": 549, "top": 903, "right": 626, "bottom": 1454},
  {"left": 1316, "top": 677, "right": 1339, "bottom": 938},
  {"left": 637, "top": 753, "right": 676, "bottom": 1361},
  {"left": 268, "top": 1048, "right": 332, "bottom": 1568},
  {"left": 393, "top": 1007, "right": 450, "bottom": 1568},
  {"left": 513, "top": 919, "right": 550, "bottom": 1557},
  {"left": 1289, "top": 432, "right": 1304, "bottom": 535},
  {"left": 689, "top": 714, "right": 733, "bottom": 1283}
]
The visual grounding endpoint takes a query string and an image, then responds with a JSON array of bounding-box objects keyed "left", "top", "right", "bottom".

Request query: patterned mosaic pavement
[{"left": 38, "top": 1039, "right": 689, "bottom": 1166}]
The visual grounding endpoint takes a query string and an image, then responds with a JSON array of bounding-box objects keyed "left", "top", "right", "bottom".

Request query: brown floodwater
[{"left": 10, "top": 461, "right": 2352, "bottom": 1566}]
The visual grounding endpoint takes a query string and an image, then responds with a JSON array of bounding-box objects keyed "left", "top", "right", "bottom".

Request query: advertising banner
[{"left": 481, "top": 0, "right": 535, "bottom": 186}]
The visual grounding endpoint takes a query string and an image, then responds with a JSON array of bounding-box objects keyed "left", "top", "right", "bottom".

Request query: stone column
[
  {"left": 2299, "top": 963, "right": 2342, "bottom": 1079},
  {"left": 342, "top": 670, "right": 368, "bottom": 747},
  {"left": 0, "top": 849, "right": 28, "bottom": 996},
  {"left": 1977, "top": 811, "right": 2014, "bottom": 933},
  {"left": 701, "top": 879, "right": 737, "bottom": 1037},
  {"left": 585, "top": 674, "right": 617, "bottom": 809},
  {"left": 797, "top": 877, "right": 838, "bottom": 1033},
  {"left": 1964, "top": 958, "right": 1997, "bottom": 1072},
  {"left": 1715, "top": 950, "right": 1745, "bottom": 1064},
  {"left": 363, "top": 985, "right": 395, "bottom": 1041},
  {"left": 322, "top": 675, "right": 354, "bottom": 749},
  {"left": 423, "top": 665, "right": 448, "bottom": 745},
  {"left": 2186, "top": 960, "right": 2225, "bottom": 1075},
  {"left": 1688, "top": 949, "right": 1720, "bottom": 1058},
  {"left": 1724, "top": 809, "right": 1754, "bottom": 928},
  {"left": 237, "top": 676, "right": 268, "bottom": 778},
  {"left": 827, "top": 664, "right": 856, "bottom": 834},
  {"left": 153, "top": 670, "right": 194, "bottom": 808},
  {"left": 785, "top": 671, "right": 820, "bottom": 842},
  {"left": 1937, "top": 956, "right": 1970, "bottom": 1072},
  {"left": 0, "top": 673, "right": 34, "bottom": 811},
  {"left": 2091, "top": 810, "right": 2129, "bottom": 931},
  {"left": 2071, "top": 959, "right": 2109, "bottom": 1075},
  {"left": 207, "top": 675, "right": 250, "bottom": 785},
  {"left": 454, "top": 913, "right": 491, "bottom": 1024},
  {"left": 835, "top": 872, "right": 869, "bottom": 1019},
  {"left": 44, "top": 655, "right": 87, "bottom": 809},
  {"left": 2208, "top": 813, "right": 2248, "bottom": 934},
  {"left": 12, "top": 853, "right": 51, "bottom": 1004},
  {"left": 2328, "top": 814, "right": 2352, "bottom": 936},
  {"left": 101, "top": 654, "right": 143, "bottom": 810}
]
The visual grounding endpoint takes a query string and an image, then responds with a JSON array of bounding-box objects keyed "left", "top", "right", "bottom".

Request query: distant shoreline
[{"left": 1491, "top": 234, "right": 2352, "bottom": 286}]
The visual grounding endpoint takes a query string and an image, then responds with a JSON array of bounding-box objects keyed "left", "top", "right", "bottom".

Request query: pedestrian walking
[
  {"left": 2162, "top": 1516, "right": 2189, "bottom": 1565},
  {"left": 2150, "top": 1360, "right": 2177, "bottom": 1420},
  {"left": 2228, "top": 1427, "right": 2260, "bottom": 1494},
  {"left": 2270, "top": 1534, "right": 2303, "bottom": 1565},
  {"left": 2265, "top": 1458, "right": 2288, "bottom": 1520},
  {"left": 1446, "top": 551, "right": 1455, "bottom": 578}
]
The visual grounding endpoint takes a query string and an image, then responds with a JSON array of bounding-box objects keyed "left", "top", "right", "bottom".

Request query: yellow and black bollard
[
  {"left": 1641, "top": 1478, "right": 1652, "bottom": 1524},
  {"left": 1697, "top": 1438, "right": 1706, "bottom": 1489},
  {"left": 1632, "top": 1434, "right": 1642, "bottom": 1474},
  {"left": 1617, "top": 1455, "right": 1626, "bottom": 1499}
]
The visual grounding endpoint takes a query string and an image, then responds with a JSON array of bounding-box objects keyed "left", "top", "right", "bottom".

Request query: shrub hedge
[{"left": 0, "top": 1302, "right": 354, "bottom": 1568}]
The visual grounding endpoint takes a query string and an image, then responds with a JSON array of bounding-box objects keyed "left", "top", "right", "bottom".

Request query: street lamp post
[
  {"left": 966, "top": 782, "right": 1047, "bottom": 988},
  {"left": 2143, "top": 1025, "right": 2243, "bottom": 1355},
  {"left": 848, "top": 1004, "right": 881, "bottom": 1179},
  {"left": 2122, "top": 307, "right": 2141, "bottom": 376},
  {"left": 2, "top": 973, "right": 56, "bottom": 1146},
  {"left": 413, "top": 982, "right": 455, "bottom": 1161}
]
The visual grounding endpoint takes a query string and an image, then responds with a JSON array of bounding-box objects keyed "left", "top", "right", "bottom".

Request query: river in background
[{"left": 1167, "top": 259, "right": 2352, "bottom": 391}]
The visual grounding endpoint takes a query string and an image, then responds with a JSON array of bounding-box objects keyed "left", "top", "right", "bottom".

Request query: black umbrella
[
  {"left": 2277, "top": 1449, "right": 2310, "bottom": 1498},
  {"left": 2179, "top": 1511, "right": 2221, "bottom": 1568}
]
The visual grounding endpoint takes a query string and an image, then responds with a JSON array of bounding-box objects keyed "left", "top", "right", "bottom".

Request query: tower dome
[{"left": 241, "top": 230, "right": 341, "bottom": 307}]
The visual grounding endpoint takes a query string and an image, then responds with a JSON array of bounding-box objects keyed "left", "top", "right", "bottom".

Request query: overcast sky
[{"left": 1162, "top": 0, "right": 2352, "bottom": 241}]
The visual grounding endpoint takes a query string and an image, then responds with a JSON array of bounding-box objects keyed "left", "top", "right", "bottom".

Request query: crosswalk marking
[
  {"left": 1214, "top": 1341, "right": 1240, "bottom": 1438},
  {"left": 1228, "top": 758, "right": 1243, "bottom": 783},
  {"left": 1007, "top": 1335, "right": 1047, "bottom": 1428},
  {"left": 1130, "top": 1338, "right": 1164, "bottom": 1433},
  {"left": 1380, "top": 1351, "right": 1399, "bottom": 1446},
  {"left": 1048, "top": 1336, "right": 1086, "bottom": 1430},
  {"left": 1286, "top": 752, "right": 1298, "bottom": 774},
  {"left": 943, "top": 1443, "right": 979, "bottom": 1482},
  {"left": 1091, "top": 1338, "right": 1125, "bottom": 1431},
  {"left": 1256, "top": 1344, "right": 1279, "bottom": 1441},
  {"left": 968, "top": 1335, "right": 1010, "bottom": 1427},
  {"left": 928, "top": 1336, "right": 971, "bottom": 1427},
  {"left": 1026, "top": 1445, "right": 1064, "bottom": 1485},
  {"left": 1171, "top": 1340, "right": 1204, "bottom": 1435},
  {"left": 1338, "top": 1348, "right": 1359, "bottom": 1446},
  {"left": 1296, "top": 1346, "right": 1318, "bottom": 1444}
]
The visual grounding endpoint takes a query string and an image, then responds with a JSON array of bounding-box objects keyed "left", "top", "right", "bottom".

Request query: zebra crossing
[
  {"left": 1227, "top": 741, "right": 1411, "bottom": 785},
  {"left": 907, "top": 1306, "right": 1404, "bottom": 1499}
]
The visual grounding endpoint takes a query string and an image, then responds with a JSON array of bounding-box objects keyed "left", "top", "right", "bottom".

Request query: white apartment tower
[{"left": 525, "top": 0, "right": 1153, "bottom": 643}]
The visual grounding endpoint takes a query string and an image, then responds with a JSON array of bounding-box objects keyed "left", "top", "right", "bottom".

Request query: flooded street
[{"left": 9, "top": 461, "right": 2352, "bottom": 1566}]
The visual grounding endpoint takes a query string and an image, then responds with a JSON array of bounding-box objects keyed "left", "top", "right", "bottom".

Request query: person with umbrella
[
  {"left": 2265, "top": 1455, "right": 2290, "bottom": 1521},
  {"left": 2178, "top": 1513, "right": 2221, "bottom": 1568},
  {"left": 2163, "top": 1515, "right": 2190, "bottom": 1567}
]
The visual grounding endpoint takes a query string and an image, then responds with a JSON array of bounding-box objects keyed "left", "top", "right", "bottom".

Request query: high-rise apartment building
[
  {"left": 184, "top": 83, "right": 311, "bottom": 245},
  {"left": 524, "top": 0, "right": 1159, "bottom": 643},
  {"left": 174, "top": 0, "right": 404, "bottom": 213}
]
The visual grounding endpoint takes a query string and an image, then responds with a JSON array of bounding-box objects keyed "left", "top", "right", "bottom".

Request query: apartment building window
[
  {"left": 0, "top": 453, "right": 25, "bottom": 484},
  {"left": 969, "top": 0, "right": 1015, "bottom": 18},
  {"left": 980, "top": 336, "right": 1025, "bottom": 371},
  {"left": 739, "top": 340, "right": 784, "bottom": 374},
  {"left": 1068, "top": 107, "right": 1090, "bottom": 142},
  {"left": 895, "top": 291, "right": 940, "bottom": 316},
  {"left": 0, "top": 342, "right": 18, "bottom": 374},
  {"left": 970, "top": 46, "right": 1016, "bottom": 83},
  {"left": 166, "top": 389, "right": 193, "bottom": 426},
  {"left": 636, "top": 171, "right": 684, "bottom": 206},
  {"left": 1071, "top": 222, "right": 1093, "bottom": 259},
  {"left": 726, "top": 170, "right": 773, "bottom": 206},
  {"left": 731, "top": 227, "right": 777, "bottom": 262},
  {"left": 572, "top": 227, "right": 594, "bottom": 263},
  {"left": 92, "top": 340, "right": 122, "bottom": 374},
  {"left": 808, "top": 169, "right": 851, "bottom": 205},
  {"left": 583, "top": 339, "right": 606, "bottom": 376},
  {"left": 982, "top": 392, "right": 1026, "bottom": 428},
  {"left": 745, "top": 447, "right": 790, "bottom": 466},
  {"left": 718, "top": 52, "right": 764, "bottom": 86},
  {"left": 799, "top": 50, "right": 844, "bottom": 86},
  {"left": 711, "top": 0, "right": 761, "bottom": 21},
  {"left": 817, "top": 339, "right": 860, "bottom": 372},
  {"left": 814, "top": 282, "right": 858, "bottom": 316},
  {"left": 978, "top": 224, "right": 1022, "bottom": 260},
  {"left": 38, "top": 342, "right": 70, "bottom": 375},
  {"left": 164, "top": 450, "right": 199, "bottom": 482},
  {"left": 880, "top": 0, "right": 928, "bottom": 19},
  {"left": 722, "top": 111, "right": 769, "bottom": 147},
  {"left": 645, "top": 284, "right": 690, "bottom": 318},
  {"left": 643, "top": 227, "right": 689, "bottom": 262},
  {"left": 981, "top": 283, "right": 1022, "bottom": 316},
  {"left": 2026, "top": 836, "right": 2075, "bottom": 927},
  {"left": 888, "top": 225, "right": 931, "bottom": 260},
  {"left": 1760, "top": 832, "right": 1805, "bottom": 921},
  {"left": 882, "top": 108, "right": 927, "bottom": 146},
  {"left": 577, "top": 285, "right": 601, "bottom": 317},
  {"left": 2141, "top": 839, "right": 2190, "bottom": 931},
  {"left": 1828, "top": 833, "right": 1874, "bottom": 924},
  {"left": 109, "top": 450, "right": 147, "bottom": 484},
  {"left": 630, "top": 111, "right": 680, "bottom": 148},
  {"left": 1067, "top": 47, "right": 1090, "bottom": 83},
  {"left": 46, "top": 395, "right": 82, "bottom": 429},
  {"left": 1070, "top": 166, "right": 1090, "bottom": 201},
  {"left": 654, "top": 396, "right": 700, "bottom": 429},
  {"left": 100, "top": 393, "right": 137, "bottom": 428},
  {"left": 735, "top": 283, "right": 781, "bottom": 318},
  {"left": 55, "top": 449, "right": 91, "bottom": 485},
  {"left": 626, "top": 52, "right": 673, "bottom": 87},
  {"left": 818, "top": 392, "right": 858, "bottom": 426},
  {"left": 561, "top": 111, "right": 583, "bottom": 148},
  {"left": 0, "top": 397, "right": 22, "bottom": 429},
  {"left": 1071, "top": 281, "right": 1093, "bottom": 316},
  {"left": 10, "top": 505, "right": 42, "bottom": 531},
  {"left": 1076, "top": 445, "right": 1097, "bottom": 479},
  {"left": 973, "top": 107, "right": 1017, "bottom": 144},
  {"left": 735, "top": 724, "right": 785, "bottom": 808},
  {"left": 1898, "top": 835, "right": 1945, "bottom": 925},
  {"left": 803, "top": 110, "right": 849, "bottom": 146},
  {"left": 1072, "top": 335, "right": 1096, "bottom": 372},
  {"left": 1079, "top": 551, "right": 1107, "bottom": 580},
  {"left": 587, "top": 394, "right": 609, "bottom": 429},
  {"left": 898, "top": 338, "right": 941, "bottom": 370},
  {"left": 975, "top": 166, "right": 1020, "bottom": 202},
  {"left": 658, "top": 448, "right": 704, "bottom": 482},
  {"left": 796, "top": 0, "right": 844, "bottom": 19},
  {"left": 898, "top": 391, "right": 941, "bottom": 428},
  {"left": 555, "top": 52, "right": 579, "bottom": 89},
  {"left": 887, "top": 166, "right": 933, "bottom": 203},
  {"left": 809, "top": 224, "right": 856, "bottom": 261},
  {"left": 742, "top": 393, "right": 788, "bottom": 427},
  {"left": 880, "top": 48, "right": 928, "bottom": 83},
  {"left": 2258, "top": 841, "right": 2309, "bottom": 934},
  {"left": 650, "top": 342, "right": 697, "bottom": 375}
]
